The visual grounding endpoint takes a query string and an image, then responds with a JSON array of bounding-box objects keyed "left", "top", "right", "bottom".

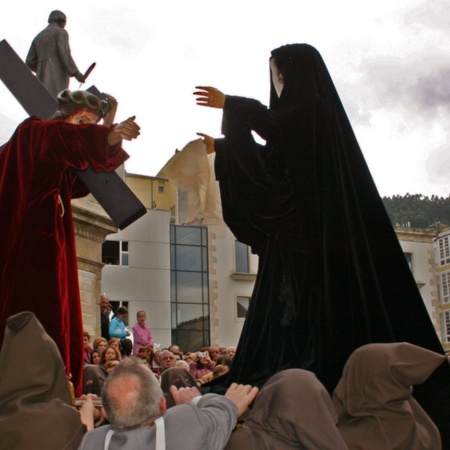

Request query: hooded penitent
[
  {"left": 212, "top": 43, "right": 450, "bottom": 446},
  {"left": 333, "top": 343, "right": 445, "bottom": 449},
  {"left": 226, "top": 369, "right": 348, "bottom": 450},
  {"left": 0, "top": 312, "right": 85, "bottom": 450}
]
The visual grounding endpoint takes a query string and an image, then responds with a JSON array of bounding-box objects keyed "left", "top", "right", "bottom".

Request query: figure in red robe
[{"left": 0, "top": 89, "right": 140, "bottom": 395}]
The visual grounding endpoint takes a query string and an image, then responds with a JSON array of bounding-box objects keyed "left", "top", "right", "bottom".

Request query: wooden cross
[{"left": 0, "top": 39, "right": 146, "bottom": 230}]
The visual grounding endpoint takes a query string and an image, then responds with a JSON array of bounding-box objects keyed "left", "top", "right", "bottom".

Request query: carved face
[
  {"left": 270, "top": 58, "right": 284, "bottom": 98},
  {"left": 66, "top": 108, "right": 99, "bottom": 124}
]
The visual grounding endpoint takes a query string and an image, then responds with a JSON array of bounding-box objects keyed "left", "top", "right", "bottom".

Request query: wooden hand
[{"left": 194, "top": 86, "right": 225, "bottom": 109}]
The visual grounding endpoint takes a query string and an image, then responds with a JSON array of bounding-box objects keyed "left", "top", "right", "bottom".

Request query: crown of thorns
[{"left": 57, "top": 89, "right": 111, "bottom": 118}]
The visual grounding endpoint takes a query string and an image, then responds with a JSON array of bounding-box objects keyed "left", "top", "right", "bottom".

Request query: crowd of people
[
  {"left": 1, "top": 310, "right": 447, "bottom": 450},
  {"left": 84, "top": 296, "right": 237, "bottom": 389}
]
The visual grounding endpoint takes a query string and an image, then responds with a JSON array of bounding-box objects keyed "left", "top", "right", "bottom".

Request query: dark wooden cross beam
[{"left": 0, "top": 39, "right": 146, "bottom": 230}]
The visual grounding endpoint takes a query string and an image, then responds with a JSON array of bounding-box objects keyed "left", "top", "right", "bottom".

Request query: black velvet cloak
[{"left": 213, "top": 44, "right": 450, "bottom": 446}]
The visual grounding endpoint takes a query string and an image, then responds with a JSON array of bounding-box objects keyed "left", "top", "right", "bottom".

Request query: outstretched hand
[
  {"left": 225, "top": 383, "right": 259, "bottom": 417},
  {"left": 194, "top": 86, "right": 226, "bottom": 109},
  {"left": 197, "top": 133, "right": 215, "bottom": 154},
  {"left": 108, "top": 116, "right": 140, "bottom": 146},
  {"left": 170, "top": 385, "right": 202, "bottom": 405}
]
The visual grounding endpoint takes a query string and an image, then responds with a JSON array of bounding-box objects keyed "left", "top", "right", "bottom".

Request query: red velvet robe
[{"left": 0, "top": 116, "right": 129, "bottom": 395}]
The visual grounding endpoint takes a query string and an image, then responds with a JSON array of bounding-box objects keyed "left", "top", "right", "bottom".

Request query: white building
[{"left": 100, "top": 142, "right": 446, "bottom": 352}]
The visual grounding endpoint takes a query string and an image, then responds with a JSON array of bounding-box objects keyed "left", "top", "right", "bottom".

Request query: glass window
[
  {"left": 441, "top": 311, "right": 450, "bottom": 343},
  {"left": 175, "top": 303, "right": 205, "bottom": 329},
  {"left": 404, "top": 252, "right": 412, "bottom": 271},
  {"left": 102, "top": 241, "right": 120, "bottom": 265},
  {"left": 175, "top": 272, "right": 204, "bottom": 303},
  {"left": 175, "top": 227, "right": 201, "bottom": 245},
  {"left": 176, "top": 245, "right": 202, "bottom": 271},
  {"left": 235, "top": 241, "right": 250, "bottom": 273},
  {"left": 438, "top": 236, "right": 450, "bottom": 266},
  {"left": 170, "top": 225, "right": 209, "bottom": 350},
  {"left": 439, "top": 272, "right": 450, "bottom": 304},
  {"left": 237, "top": 296, "right": 250, "bottom": 319}
]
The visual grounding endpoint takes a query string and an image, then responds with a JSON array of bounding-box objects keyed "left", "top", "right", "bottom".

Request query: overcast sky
[{"left": 1, "top": 0, "right": 450, "bottom": 197}]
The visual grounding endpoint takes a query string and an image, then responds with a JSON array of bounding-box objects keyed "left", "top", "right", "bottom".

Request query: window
[
  {"left": 170, "top": 225, "right": 209, "bottom": 350},
  {"left": 439, "top": 272, "right": 450, "bottom": 304},
  {"left": 102, "top": 240, "right": 129, "bottom": 266},
  {"left": 437, "top": 236, "right": 450, "bottom": 266},
  {"left": 236, "top": 296, "right": 250, "bottom": 319},
  {"left": 158, "top": 181, "right": 165, "bottom": 193},
  {"left": 441, "top": 311, "right": 450, "bottom": 343},
  {"left": 235, "top": 241, "right": 250, "bottom": 273},
  {"left": 403, "top": 252, "right": 412, "bottom": 271}
]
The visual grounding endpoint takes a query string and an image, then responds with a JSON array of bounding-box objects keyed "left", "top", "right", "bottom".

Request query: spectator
[
  {"left": 132, "top": 310, "right": 154, "bottom": 355},
  {"left": 226, "top": 346, "right": 236, "bottom": 359},
  {"left": 168, "top": 344, "right": 182, "bottom": 358},
  {"left": 183, "top": 352, "right": 195, "bottom": 364},
  {"left": 121, "top": 338, "right": 133, "bottom": 358},
  {"left": 92, "top": 337, "right": 108, "bottom": 356},
  {"left": 152, "top": 350, "right": 164, "bottom": 374},
  {"left": 199, "top": 364, "right": 230, "bottom": 386},
  {"left": 175, "top": 360, "right": 189, "bottom": 371},
  {"left": 160, "top": 351, "right": 177, "bottom": 372},
  {"left": 90, "top": 350, "right": 101, "bottom": 365},
  {"left": 104, "top": 360, "right": 120, "bottom": 375},
  {"left": 189, "top": 351, "right": 215, "bottom": 380},
  {"left": 78, "top": 358, "right": 258, "bottom": 449},
  {"left": 109, "top": 307, "right": 130, "bottom": 340},
  {"left": 108, "top": 338, "right": 121, "bottom": 351},
  {"left": 217, "top": 355, "right": 232, "bottom": 370},
  {"left": 83, "top": 331, "right": 93, "bottom": 365},
  {"left": 99, "top": 293, "right": 111, "bottom": 341},
  {"left": 100, "top": 346, "right": 121, "bottom": 366},
  {"left": 209, "top": 345, "right": 221, "bottom": 363}
]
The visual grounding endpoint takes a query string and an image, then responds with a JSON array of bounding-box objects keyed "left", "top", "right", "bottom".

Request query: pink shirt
[{"left": 132, "top": 322, "right": 154, "bottom": 355}]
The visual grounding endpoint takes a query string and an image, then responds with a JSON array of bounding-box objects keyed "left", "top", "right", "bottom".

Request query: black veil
[{"left": 213, "top": 44, "right": 450, "bottom": 446}]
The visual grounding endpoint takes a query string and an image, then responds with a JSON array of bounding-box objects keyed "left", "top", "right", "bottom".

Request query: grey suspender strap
[
  {"left": 104, "top": 429, "right": 115, "bottom": 450},
  {"left": 155, "top": 416, "right": 166, "bottom": 450}
]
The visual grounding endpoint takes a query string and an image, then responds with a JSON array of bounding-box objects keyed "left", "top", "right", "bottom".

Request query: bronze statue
[{"left": 26, "top": 11, "right": 86, "bottom": 97}]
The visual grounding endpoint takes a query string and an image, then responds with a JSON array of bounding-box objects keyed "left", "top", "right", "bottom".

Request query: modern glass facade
[{"left": 170, "top": 225, "right": 210, "bottom": 351}]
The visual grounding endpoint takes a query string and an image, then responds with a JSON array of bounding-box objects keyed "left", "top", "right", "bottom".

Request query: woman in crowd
[
  {"left": 108, "top": 337, "right": 121, "bottom": 351},
  {"left": 100, "top": 345, "right": 121, "bottom": 366},
  {"left": 90, "top": 350, "right": 101, "bottom": 365},
  {"left": 188, "top": 351, "right": 215, "bottom": 381},
  {"left": 83, "top": 331, "right": 93, "bottom": 365},
  {"left": 132, "top": 310, "right": 154, "bottom": 355},
  {"left": 92, "top": 337, "right": 107, "bottom": 356}
]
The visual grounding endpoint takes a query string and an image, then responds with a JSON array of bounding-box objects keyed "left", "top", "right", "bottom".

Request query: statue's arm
[{"left": 25, "top": 42, "right": 38, "bottom": 72}]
